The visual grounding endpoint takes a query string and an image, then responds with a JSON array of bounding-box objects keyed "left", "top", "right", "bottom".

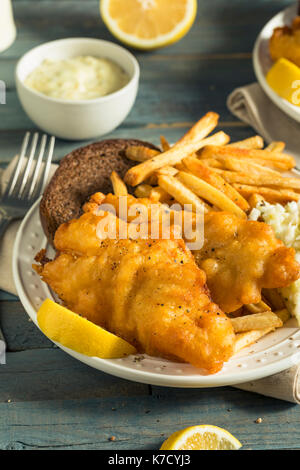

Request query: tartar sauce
[{"left": 25, "top": 56, "right": 130, "bottom": 100}]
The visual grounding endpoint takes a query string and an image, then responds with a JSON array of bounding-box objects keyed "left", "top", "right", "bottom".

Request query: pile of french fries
[{"left": 109, "top": 112, "right": 296, "bottom": 355}]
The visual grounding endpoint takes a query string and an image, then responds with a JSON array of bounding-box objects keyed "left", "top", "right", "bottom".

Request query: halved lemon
[
  {"left": 100, "top": 0, "right": 197, "bottom": 50},
  {"left": 266, "top": 58, "right": 300, "bottom": 106},
  {"left": 160, "top": 425, "right": 242, "bottom": 450},
  {"left": 37, "top": 299, "right": 137, "bottom": 358}
]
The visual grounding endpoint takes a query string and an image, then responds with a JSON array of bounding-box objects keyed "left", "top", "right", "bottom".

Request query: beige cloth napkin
[
  {"left": 227, "top": 83, "right": 300, "bottom": 161},
  {"left": 236, "top": 366, "right": 300, "bottom": 403},
  {"left": 1, "top": 156, "right": 300, "bottom": 403}
]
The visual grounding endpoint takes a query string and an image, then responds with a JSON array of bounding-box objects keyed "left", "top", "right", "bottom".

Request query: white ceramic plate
[
  {"left": 12, "top": 198, "right": 300, "bottom": 387},
  {"left": 253, "top": 3, "right": 300, "bottom": 123}
]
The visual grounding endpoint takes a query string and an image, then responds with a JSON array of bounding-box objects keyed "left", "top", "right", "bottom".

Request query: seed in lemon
[
  {"left": 37, "top": 298, "right": 137, "bottom": 358},
  {"left": 100, "top": 0, "right": 197, "bottom": 50},
  {"left": 160, "top": 425, "right": 242, "bottom": 451},
  {"left": 266, "top": 58, "right": 300, "bottom": 106}
]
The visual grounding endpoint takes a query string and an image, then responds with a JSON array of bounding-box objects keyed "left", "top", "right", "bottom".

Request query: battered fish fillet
[
  {"left": 85, "top": 194, "right": 300, "bottom": 313},
  {"left": 34, "top": 211, "right": 235, "bottom": 373},
  {"left": 193, "top": 211, "right": 300, "bottom": 313},
  {"left": 270, "top": 17, "right": 300, "bottom": 67}
]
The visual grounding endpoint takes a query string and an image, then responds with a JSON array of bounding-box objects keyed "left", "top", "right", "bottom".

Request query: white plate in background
[{"left": 253, "top": 3, "right": 300, "bottom": 123}]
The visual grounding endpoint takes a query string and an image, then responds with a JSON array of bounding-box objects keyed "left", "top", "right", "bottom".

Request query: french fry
[
  {"left": 160, "top": 135, "right": 171, "bottom": 151},
  {"left": 125, "top": 113, "right": 230, "bottom": 186},
  {"left": 234, "top": 328, "right": 275, "bottom": 353},
  {"left": 156, "top": 166, "right": 178, "bottom": 177},
  {"left": 149, "top": 186, "right": 173, "bottom": 203},
  {"left": 126, "top": 146, "right": 160, "bottom": 162},
  {"left": 157, "top": 174, "right": 209, "bottom": 213},
  {"left": 265, "top": 141, "right": 286, "bottom": 152},
  {"left": 262, "top": 289, "right": 285, "bottom": 310},
  {"left": 182, "top": 157, "right": 249, "bottom": 211},
  {"left": 248, "top": 193, "right": 266, "bottom": 209},
  {"left": 207, "top": 157, "right": 282, "bottom": 177},
  {"left": 176, "top": 171, "right": 247, "bottom": 218},
  {"left": 254, "top": 160, "right": 293, "bottom": 171},
  {"left": 227, "top": 136, "right": 264, "bottom": 149},
  {"left": 275, "top": 309, "right": 290, "bottom": 323},
  {"left": 199, "top": 158, "right": 224, "bottom": 169},
  {"left": 218, "top": 170, "right": 300, "bottom": 190},
  {"left": 177, "top": 112, "right": 220, "bottom": 145},
  {"left": 110, "top": 171, "right": 128, "bottom": 197},
  {"left": 231, "top": 312, "right": 282, "bottom": 333},
  {"left": 174, "top": 162, "right": 187, "bottom": 171},
  {"left": 147, "top": 167, "right": 179, "bottom": 185},
  {"left": 134, "top": 184, "right": 152, "bottom": 198},
  {"left": 200, "top": 145, "right": 296, "bottom": 169},
  {"left": 145, "top": 173, "right": 159, "bottom": 186},
  {"left": 245, "top": 301, "right": 271, "bottom": 314},
  {"left": 232, "top": 184, "right": 300, "bottom": 203},
  {"left": 125, "top": 130, "right": 230, "bottom": 186}
]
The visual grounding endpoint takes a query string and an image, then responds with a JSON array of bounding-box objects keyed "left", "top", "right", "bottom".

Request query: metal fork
[{"left": 0, "top": 132, "right": 55, "bottom": 237}]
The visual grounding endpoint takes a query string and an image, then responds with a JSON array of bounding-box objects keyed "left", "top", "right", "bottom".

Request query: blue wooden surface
[{"left": 1, "top": 0, "right": 299, "bottom": 450}]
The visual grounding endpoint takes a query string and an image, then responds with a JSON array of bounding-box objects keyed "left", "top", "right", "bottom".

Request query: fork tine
[
  {"left": 5, "top": 132, "right": 30, "bottom": 197},
  {"left": 18, "top": 132, "right": 39, "bottom": 197},
  {"left": 35, "top": 136, "right": 55, "bottom": 197},
  {"left": 27, "top": 134, "right": 47, "bottom": 199}
]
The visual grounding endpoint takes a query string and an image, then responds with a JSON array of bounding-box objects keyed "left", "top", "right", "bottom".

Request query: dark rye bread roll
[{"left": 40, "top": 139, "right": 159, "bottom": 243}]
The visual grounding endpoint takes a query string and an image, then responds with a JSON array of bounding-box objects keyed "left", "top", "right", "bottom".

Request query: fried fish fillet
[
  {"left": 193, "top": 211, "right": 300, "bottom": 313},
  {"left": 34, "top": 211, "right": 234, "bottom": 373},
  {"left": 270, "top": 17, "right": 300, "bottom": 67},
  {"left": 85, "top": 194, "right": 300, "bottom": 313}
]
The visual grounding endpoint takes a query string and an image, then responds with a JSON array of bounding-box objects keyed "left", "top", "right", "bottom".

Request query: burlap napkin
[
  {"left": 227, "top": 83, "right": 300, "bottom": 161},
  {"left": 1, "top": 155, "right": 300, "bottom": 403}
]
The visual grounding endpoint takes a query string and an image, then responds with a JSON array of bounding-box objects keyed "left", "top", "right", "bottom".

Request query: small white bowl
[{"left": 16, "top": 38, "right": 140, "bottom": 140}]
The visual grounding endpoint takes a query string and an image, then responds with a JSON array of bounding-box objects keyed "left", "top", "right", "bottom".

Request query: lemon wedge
[
  {"left": 100, "top": 0, "right": 197, "bottom": 50},
  {"left": 160, "top": 425, "right": 242, "bottom": 450},
  {"left": 37, "top": 299, "right": 137, "bottom": 358},
  {"left": 266, "top": 58, "right": 300, "bottom": 106}
]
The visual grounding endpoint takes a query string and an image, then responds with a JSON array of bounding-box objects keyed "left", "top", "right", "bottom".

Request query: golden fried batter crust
[
  {"left": 84, "top": 194, "right": 300, "bottom": 313},
  {"left": 34, "top": 211, "right": 235, "bottom": 374},
  {"left": 194, "top": 211, "right": 300, "bottom": 313}
]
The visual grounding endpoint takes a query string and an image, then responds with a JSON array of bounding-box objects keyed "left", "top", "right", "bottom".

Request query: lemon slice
[
  {"left": 100, "top": 0, "right": 197, "bottom": 50},
  {"left": 160, "top": 425, "right": 242, "bottom": 450},
  {"left": 37, "top": 299, "right": 137, "bottom": 358},
  {"left": 266, "top": 58, "right": 300, "bottom": 106}
]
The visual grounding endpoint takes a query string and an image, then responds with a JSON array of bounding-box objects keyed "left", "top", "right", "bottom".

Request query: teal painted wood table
[{"left": 1, "top": 0, "right": 300, "bottom": 450}]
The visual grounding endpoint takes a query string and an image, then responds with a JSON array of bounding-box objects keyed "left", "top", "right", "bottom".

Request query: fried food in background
[{"left": 270, "top": 16, "right": 300, "bottom": 67}]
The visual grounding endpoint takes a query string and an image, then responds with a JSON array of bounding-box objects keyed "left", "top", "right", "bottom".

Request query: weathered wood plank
[
  {"left": 4, "top": 0, "right": 292, "bottom": 59},
  {"left": 0, "top": 291, "right": 17, "bottom": 301},
  {"left": 0, "top": 388, "right": 299, "bottom": 449},
  {"left": 0, "top": 349, "right": 149, "bottom": 403},
  {"left": 0, "top": 301, "right": 52, "bottom": 351}
]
